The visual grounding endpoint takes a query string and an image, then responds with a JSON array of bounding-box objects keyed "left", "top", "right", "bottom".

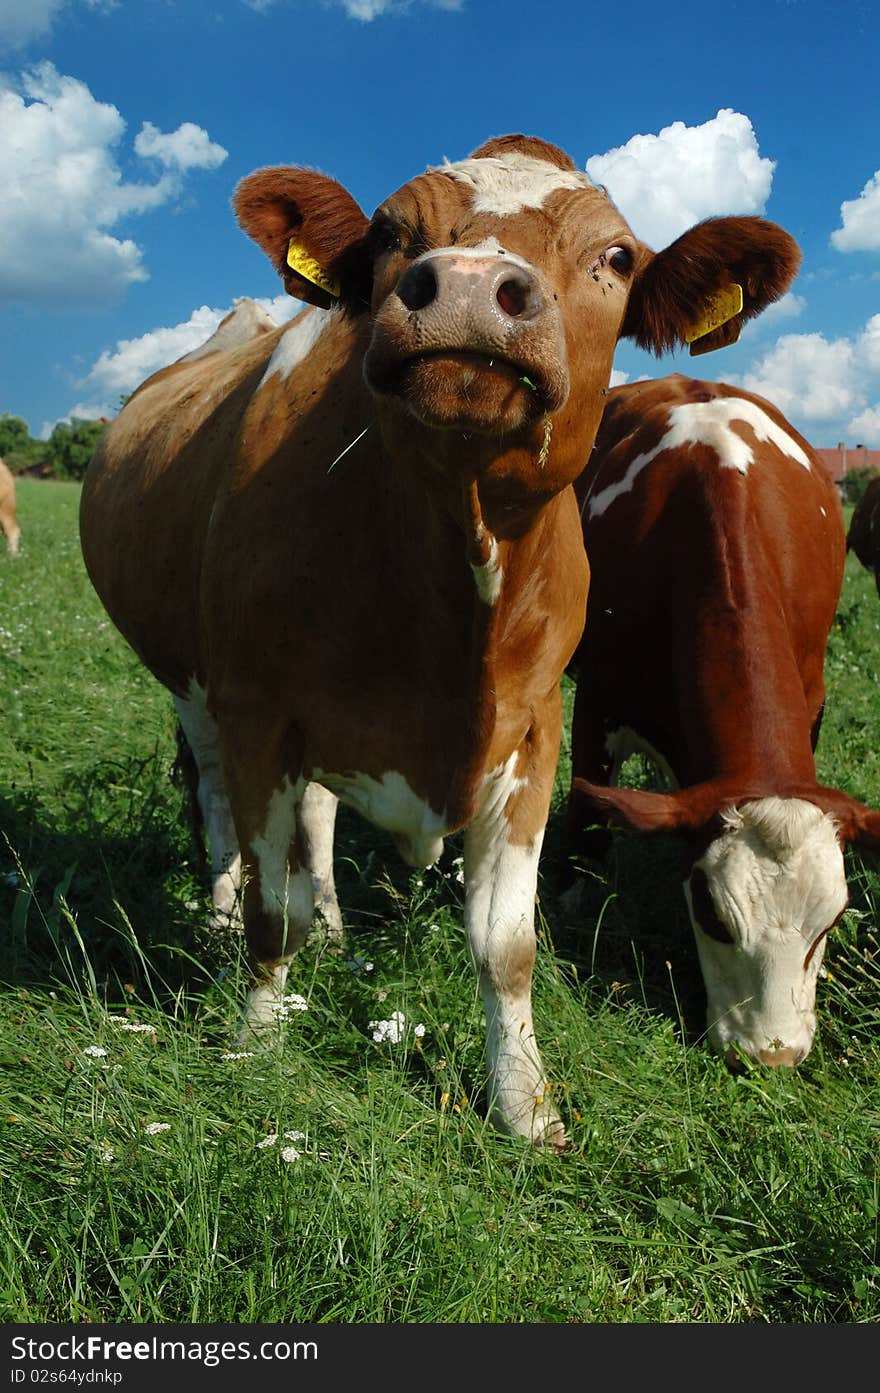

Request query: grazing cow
[
  {"left": 80, "top": 135, "right": 800, "bottom": 1144},
  {"left": 846, "top": 474, "right": 880, "bottom": 595},
  {"left": 0, "top": 458, "right": 21, "bottom": 557},
  {"left": 567, "top": 374, "right": 880, "bottom": 1069}
]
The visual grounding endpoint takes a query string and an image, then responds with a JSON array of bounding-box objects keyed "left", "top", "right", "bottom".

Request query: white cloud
[
  {"left": 741, "top": 292, "right": 806, "bottom": 339},
  {"left": 733, "top": 314, "right": 880, "bottom": 444},
  {"left": 586, "top": 109, "right": 775, "bottom": 250},
  {"left": 739, "top": 333, "right": 859, "bottom": 422},
  {"left": 134, "top": 121, "right": 227, "bottom": 173},
  {"left": 63, "top": 293, "right": 299, "bottom": 421},
  {"left": 0, "top": 64, "right": 227, "bottom": 307},
  {"left": 243, "top": 0, "right": 462, "bottom": 17},
  {"left": 831, "top": 170, "right": 880, "bottom": 252},
  {"left": 0, "top": 0, "right": 113, "bottom": 50},
  {"left": 609, "top": 369, "right": 629, "bottom": 388},
  {"left": 848, "top": 406, "right": 880, "bottom": 445},
  {"left": 0, "top": 0, "right": 64, "bottom": 48}
]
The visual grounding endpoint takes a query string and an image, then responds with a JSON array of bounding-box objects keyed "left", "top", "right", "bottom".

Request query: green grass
[{"left": 0, "top": 477, "right": 879, "bottom": 1323}]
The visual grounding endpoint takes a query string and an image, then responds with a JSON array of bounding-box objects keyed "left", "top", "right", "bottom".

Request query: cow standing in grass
[
  {"left": 0, "top": 458, "right": 20, "bottom": 557},
  {"left": 567, "top": 374, "right": 880, "bottom": 1069},
  {"left": 80, "top": 135, "right": 800, "bottom": 1144},
  {"left": 846, "top": 474, "right": 880, "bottom": 597}
]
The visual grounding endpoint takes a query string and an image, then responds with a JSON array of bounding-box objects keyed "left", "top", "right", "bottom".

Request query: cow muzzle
[{"left": 363, "top": 249, "right": 570, "bottom": 432}]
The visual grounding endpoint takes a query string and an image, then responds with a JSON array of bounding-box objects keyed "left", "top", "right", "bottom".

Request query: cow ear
[
  {"left": 233, "top": 166, "right": 371, "bottom": 311},
  {"left": 621, "top": 216, "right": 801, "bottom": 356},
  {"left": 570, "top": 779, "right": 706, "bottom": 833},
  {"left": 809, "top": 785, "right": 880, "bottom": 851}
]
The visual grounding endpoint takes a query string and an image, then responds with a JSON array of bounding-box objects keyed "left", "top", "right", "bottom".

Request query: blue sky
[{"left": 2, "top": 0, "right": 879, "bottom": 447}]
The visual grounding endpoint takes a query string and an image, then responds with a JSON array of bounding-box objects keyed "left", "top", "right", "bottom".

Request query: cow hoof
[{"left": 533, "top": 1113, "right": 568, "bottom": 1151}]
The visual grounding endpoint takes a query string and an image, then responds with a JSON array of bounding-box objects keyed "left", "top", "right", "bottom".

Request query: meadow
[{"left": 0, "top": 476, "right": 878, "bottom": 1325}]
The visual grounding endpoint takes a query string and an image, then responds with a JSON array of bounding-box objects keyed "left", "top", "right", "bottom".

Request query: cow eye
[
  {"left": 371, "top": 219, "right": 401, "bottom": 255},
  {"left": 606, "top": 245, "right": 633, "bottom": 276},
  {"left": 688, "top": 866, "right": 734, "bottom": 945}
]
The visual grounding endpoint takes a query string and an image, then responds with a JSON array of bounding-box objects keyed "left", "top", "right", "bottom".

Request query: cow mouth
[{"left": 366, "top": 347, "right": 558, "bottom": 432}]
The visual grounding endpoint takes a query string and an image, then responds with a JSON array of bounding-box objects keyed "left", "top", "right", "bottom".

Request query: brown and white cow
[
  {"left": 846, "top": 473, "right": 880, "bottom": 595},
  {"left": 0, "top": 458, "right": 21, "bottom": 557},
  {"left": 567, "top": 374, "right": 880, "bottom": 1069},
  {"left": 80, "top": 136, "right": 800, "bottom": 1144}
]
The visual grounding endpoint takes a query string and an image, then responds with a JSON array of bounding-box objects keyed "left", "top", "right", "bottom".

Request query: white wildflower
[
  {"left": 108, "top": 1016, "right": 154, "bottom": 1034},
  {"left": 221, "top": 1049, "right": 255, "bottom": 1061},
  {"left": 97, "top": 1140, "right": 115, "bottom": 1162},
  {"left": 83, "top": 1045, "right": 108, "bottom": 1058},
  {"left": 270, "top": 992, "right": 309, "bottom": 1019},
  {"left": 369, "top": 1011, "right": 406, "bottom": 1044},
  {"left": 143, "top": 1122, "right": 171, "bottom": 1135},
  {"left": 283, "top": 1129, "right": 306, "bottom": 1141},
  {"left": 414, "top": 1023, "right": 426, "bottom": 1038},
  {"left": 256, "top": 1134, "right": 278, "bottom": 1149},
  {"left": 451, "top": 856, "right": 465, "bottom": 884},
  {"left": 280, "top": 1146, "right": 301, "bottom": 1163}
]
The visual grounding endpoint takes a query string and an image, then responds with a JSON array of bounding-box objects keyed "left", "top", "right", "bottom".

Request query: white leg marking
[
  {"left": 250, "top": 775, "right": 311, "bottom": 936},
  {"left": 173, "top": 684, "right": 241, "bottom": 924},
  {"left": 298, "top": 781, "right": 344, "bottom": 945},
  {"left": 241, "top": 775, "right": 313, "bottom": 1037},
  {"left": 241, "top": 962, "right": 291, "bottom": 1036},
  {"left": 463, "top": 756, "right": 563, "bottom": 1146}
]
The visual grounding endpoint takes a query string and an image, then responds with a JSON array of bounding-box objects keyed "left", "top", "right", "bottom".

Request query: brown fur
[
  {"left": 0, "top": 458, "right": 21, "bottom": 557},
  {"left": 82, "top": 142, "right": 803, "bottom": 1141},
  {"left": 567, "top": 373, "right": 880, "bottom": 846}
]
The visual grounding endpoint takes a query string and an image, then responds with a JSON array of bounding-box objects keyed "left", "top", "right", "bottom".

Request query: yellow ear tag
[
  {"left": 286, "top": 240, "right": 340, "bottom": 298},
  {"left": 684, "top": 282, "right": 744, "bottom": 347}
]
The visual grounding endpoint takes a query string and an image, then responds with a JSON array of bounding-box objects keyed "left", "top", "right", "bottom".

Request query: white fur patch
[
  {"left": 433, "top": 153, "right": 591, "bottom": 217},
  {"left": 587, "top": 398, "right": 812, "bottom": 518},
  {"left": 471, "top": 533, "right": 502, "bottom": 605},
  {"left": 463, "top": 753, "right": 562, "bottom": 1143},
  {"left": 690, "top": 796, "right": 845, "bottom": 1062},
  {"left": 312, "top": 768, "right": 446, "bottom": 869},
  {"left": 419, "top": 241, "right": 536, "bottom": 275},
  {"left": 251, "top": 775, "right": 311, "bottom": 929},
  {"left": 259, "top": 306, "right": 334, "bottom": 386}
]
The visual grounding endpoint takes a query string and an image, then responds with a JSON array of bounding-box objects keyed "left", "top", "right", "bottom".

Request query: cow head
[
  {"left": 233, "top": 136, "right": 800, "bottom": 500},
  {"left": 569, "top": 776, "right": 880, "bottom": 1067}
]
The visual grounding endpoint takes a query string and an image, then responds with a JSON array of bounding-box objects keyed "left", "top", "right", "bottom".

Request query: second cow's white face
[{"left": 684, "top": 797, "right": 847, "bottom": 1066}]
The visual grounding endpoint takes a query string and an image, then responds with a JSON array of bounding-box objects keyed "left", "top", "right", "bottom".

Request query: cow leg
[
  {"left": 297, "top": 782, "right": 344, "bottom": 947},
  {"left": 215, "top": 728, "right": 318, "bottom": 1034},
  {"left": 464, "top": 710, "right": 565, "bottom": 1148},
  {"left": 173, "top": 688, "right": 241, "bottom": 927},
  {"left": 2, "top": 517, "right": 20, "bottom": 557}
]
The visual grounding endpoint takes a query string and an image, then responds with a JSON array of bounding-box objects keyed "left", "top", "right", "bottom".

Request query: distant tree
[
  {"left": 44, "top": 418, "right": 109, "bottom": 481},
  {"left": 840, "top": 465, "right": 878, "bottom": 505},
  {"left": 0, "top": 413, "right": 47, "bottom": 474}
]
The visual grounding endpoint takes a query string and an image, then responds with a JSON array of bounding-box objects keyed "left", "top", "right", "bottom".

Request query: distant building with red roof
[{"left": 813, "top": 442, "right": 880, "bottom": 484}]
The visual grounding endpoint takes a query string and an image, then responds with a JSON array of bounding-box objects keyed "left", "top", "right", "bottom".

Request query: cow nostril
[
  {"left": 397, "top": 262, "right": 437, "bottom": 312},
  {"left": 496, "top": 275, "right": 530, "bottom": 318}
]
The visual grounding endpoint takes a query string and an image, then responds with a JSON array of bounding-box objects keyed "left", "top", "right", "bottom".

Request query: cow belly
[{"left": 311, "top": 767, "right": 446, "bottom": 868}]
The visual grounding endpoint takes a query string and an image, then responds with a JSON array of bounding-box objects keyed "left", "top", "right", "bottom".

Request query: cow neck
[{"left": 377, "top": 427, "right": 569, "bottom": 818}]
